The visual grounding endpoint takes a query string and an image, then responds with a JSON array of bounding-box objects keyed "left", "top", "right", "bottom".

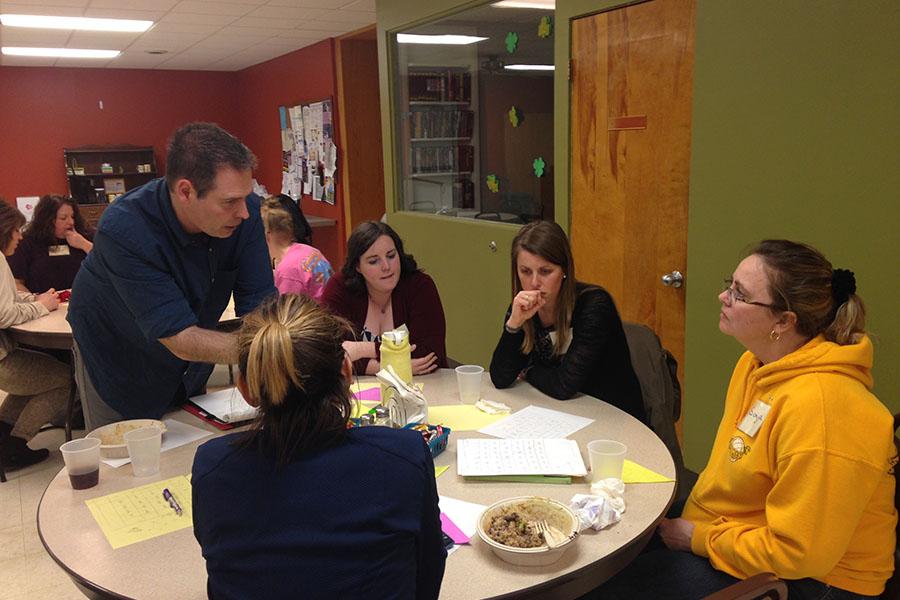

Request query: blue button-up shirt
[{"left": 68, "top": 178, "right": 275, "bottom": 419}]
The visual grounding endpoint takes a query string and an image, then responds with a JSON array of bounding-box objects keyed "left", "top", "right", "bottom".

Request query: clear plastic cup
[
  {"left": 124, "top": 426, "right": 162, "bottom": 477},
  {"left": 60, "top": 437, "right": 101, "bottom": 490},
  {"left": 455, "top": 365, "right": 484, "bottom": 404},
  {"left": 587, "top": 440, "right": 627, "bottom": 481}
]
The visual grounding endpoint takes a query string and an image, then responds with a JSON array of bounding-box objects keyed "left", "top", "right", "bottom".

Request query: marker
[{"left": 162, "top": 488, "right": 183, "bottom": 516}]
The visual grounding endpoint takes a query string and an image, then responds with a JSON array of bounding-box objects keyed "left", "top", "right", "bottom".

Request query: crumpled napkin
[
  {"left": 474, "top": 398, "right": 510, "bottom": 414},
  {"left": 570, "top": 478, "right": 627, "bottom": 531}
]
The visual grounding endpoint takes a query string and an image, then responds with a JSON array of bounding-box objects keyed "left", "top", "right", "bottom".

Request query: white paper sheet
[
  {"left": 190, "top": 387, "right": 258, "bottom": 423},
  {"left": 478, "top": 405, "right": 594, "bottom": 439},
  {"left": 456, "top": 438, "right": 588, "bottom": 477},
  {"left": 102, "top": 419, "right": 213, "bottom": 468},
  {"left": 439, "top": 495, "right": 485, "bottom": 539}
]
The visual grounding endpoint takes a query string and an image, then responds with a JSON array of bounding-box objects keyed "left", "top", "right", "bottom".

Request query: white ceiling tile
[
  {"left": 0, "top": 0, "right": 88, "bottom": 6},
  {"left": 342, "top": 0, "right": 374, "bottom": 10},
  {"left": 0, "top": 27, "right": 72, "bottom": 44},
  {"left": 81, "top": 8, "right": 166, "bottom": 19},
  {"left": 216, "top": 24, "right": 274, "bottom": 37},
  {"left": 0, "top": 54, "right": 57, "bottom": 65},
  {"left": 170, "top": 1, "right": 255, "bottom": 16},
  {"left": 159, "top": 12, "right": 235, "bottom": 26},
  {"left": 0, "top": 4, "right": 85, "bottom": 15},
  {"left": 293, "top": 7, "right": 373, "bottom": 24},
  {"left": 146, "top": 21, "right": 218, "bottom": 34},
  {"left": 191, "top": 35, "right": 256, "bottom": 50},
  {"left": 230, "top": 15, "right": 298, "bottom": 29},
  {"left": 107, "top": 50, "right": 170, "bottom": 67},
  {"left": 264, "top": 0, "right": 346, "bottom": 7},
  {"left": 88, "top": 0, "right": 178, "bottom": 9},
  {"left": 296, "top": 19, "right": 350, "bottom": 32},
  {"left": 154, "top": 53, "right": 218, "bottom": 68},
  {"left": 67, "top": 30, "right": 141, "bottom": 46},
  {"left": 51, "top": 56, "right": 114, "bottom": 66},
  {"left": 275, "top": 29, "right": 324, "bottom": 41}
]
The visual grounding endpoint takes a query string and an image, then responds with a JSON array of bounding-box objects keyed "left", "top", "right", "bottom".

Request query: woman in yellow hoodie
[{"left": 598, "top": 239, "right": 896, "bottom": 599}]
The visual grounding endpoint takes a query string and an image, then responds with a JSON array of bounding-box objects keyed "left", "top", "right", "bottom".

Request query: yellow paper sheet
[
  {"left": 86, "top": 475, "right": 193, "bottom": 549},
  {"left": 622, "top": 459, "right": 675, "bottom": 484},
  {"left": 426, "top": 405, "right": 507, "bottom": 431},
  {"left": 350, "top": 401, "right": 380, "bottom": 418},
  {"left": 434, "top": 465, "right": 450, "bottom": 478}
]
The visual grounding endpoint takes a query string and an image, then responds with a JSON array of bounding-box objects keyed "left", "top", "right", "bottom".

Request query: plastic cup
[
  {"left": 455, "top": 365, "right": 484, "bottom": 404},
  {"left": 124, "top": 426, "right": 162, "bottom": 477},
  {"left": 587, "top": 440, "right": 627, "bottom": 481},
  {"left": 60, "top": 437, "right": 101, "bottom": 490}
]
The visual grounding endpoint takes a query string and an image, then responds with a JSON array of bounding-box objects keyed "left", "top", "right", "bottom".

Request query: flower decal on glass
[
  {"left": 486, "top": 174, "right": 500, "bottom": 193},
  {"left": 505, "top": 31, "right": 519, "bottom": 54},
  {"left": 538, "top": 16, "right": 553, "bottom": 39},
  {"left": 508, "top": 106, "right": 522, "bottom": 127},
  {"left": 533, "top": 157, "right": 546, "bottom": 177}
]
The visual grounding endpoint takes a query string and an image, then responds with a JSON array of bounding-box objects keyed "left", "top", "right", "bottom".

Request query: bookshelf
[
  {"left": 397, "top": 64, "right": 479, "bottom": 212},
  {"left": 64, "top": 146, "right": 156, "bottom": 205}
]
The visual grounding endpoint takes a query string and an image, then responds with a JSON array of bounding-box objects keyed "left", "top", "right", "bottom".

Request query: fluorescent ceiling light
[
  {"left": 504, "top": 64, "right": 554, "bottom": 71},
  {"left": 0, "top": 14, "right": 153, "bottom": 32},
  {"left": 2, "top": 47, "right": 120, "bottom": 59},
  {"left": 397, "top": 34, "right": 487, "bottom": 45},
  {"left": 492, "top": 0, "right": 555, "bottom": 9}
]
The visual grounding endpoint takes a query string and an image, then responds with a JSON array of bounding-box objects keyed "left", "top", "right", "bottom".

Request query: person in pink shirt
[{"left": 261, "top": 196, "right": 332, "bottom": 301}]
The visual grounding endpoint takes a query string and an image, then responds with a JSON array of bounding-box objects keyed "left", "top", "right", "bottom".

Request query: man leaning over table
[{"left": 68, "top": 122, "right": 276, "bottom": 430}]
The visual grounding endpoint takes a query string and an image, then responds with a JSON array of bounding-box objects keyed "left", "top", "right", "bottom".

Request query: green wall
[{"left": 378, "top": 0, "right": 900, "bottom": 469}]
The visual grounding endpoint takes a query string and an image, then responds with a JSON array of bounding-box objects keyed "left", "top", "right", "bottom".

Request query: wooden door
[{"left": 570, "top": 0, "right": 695, "bottom": 415}]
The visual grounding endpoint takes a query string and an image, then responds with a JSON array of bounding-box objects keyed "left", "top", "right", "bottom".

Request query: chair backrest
[
  {"left": 883, "top": 413, "right": 900, "bottom": 599},
  {"left": 704, "top": 573, "right": 787, "bottom": 600},
  {"left": 622, "top": 321, "right": 684, "bottom": 471}
]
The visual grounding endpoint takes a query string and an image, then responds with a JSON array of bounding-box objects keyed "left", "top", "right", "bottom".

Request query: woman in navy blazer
[{"left": 192, "top": 294, "right": 446, "bottom": 600}]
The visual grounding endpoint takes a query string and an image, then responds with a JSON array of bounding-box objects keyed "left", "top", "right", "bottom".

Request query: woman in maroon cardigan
[{"left": 321, "top": 221, "right": 447, "bottom": 375}]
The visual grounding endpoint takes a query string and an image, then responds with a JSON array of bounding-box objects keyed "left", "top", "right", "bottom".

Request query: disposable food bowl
[
  {"left": 476, "top": 496, "right": 579, "bottom": 567},
  {"left": 86, "top": 419, "right": 167, "bottom": 459}
]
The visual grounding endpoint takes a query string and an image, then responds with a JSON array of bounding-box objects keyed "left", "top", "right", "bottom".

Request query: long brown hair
[
  {"left": 237, "top": 294, "right": 354, "bottom": 467},
  {"left": 24, "top": 195, "right": 92, "bottom": 247},
  {"left": 511, "top": 221, "right": 578, "bottom": 355},
  {"left": 340, "top": 221, "right": 418, "bottom": 294},
  {"left": 0, "top": 199, "right": 26, "bottom": 253},
  {"left": 751, "top": 239, "right": 866, "bottom": 345}
]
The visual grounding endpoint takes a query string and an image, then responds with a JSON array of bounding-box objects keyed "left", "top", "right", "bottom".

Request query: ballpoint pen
[{"left": 162, "top": 488, "right": 183, "bottom": 516}]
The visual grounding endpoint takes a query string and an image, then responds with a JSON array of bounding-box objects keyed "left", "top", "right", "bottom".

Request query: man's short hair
[{"left": 165, "top": 122, "right": 257, "bottom": 198}]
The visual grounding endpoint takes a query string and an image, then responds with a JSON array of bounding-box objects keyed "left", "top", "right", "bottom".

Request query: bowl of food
[
  {"left": 86, "top": 419, "right": 167, "bottom": 458},
  {"left": 476, "top": 496, "right": 579, "bottom": 566}
]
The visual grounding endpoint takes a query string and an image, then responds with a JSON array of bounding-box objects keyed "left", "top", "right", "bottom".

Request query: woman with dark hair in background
[
  {"left": 0, "top": 200, "right": 69, "bottom": 470},
  {"left": 261, "top": 196, "right": 332, "bottom": 300},
  {"left": 597, "top": 239, "right": 897, "bottom": 599},
  {"left": 321, "top": 220, "right": 447, "bottom": 375},
  {"left": 10, "top": 194, "right": 93, "bottom": 293},
  {"left": 192, "top": 294, "right": 446, "bottom": 599},
  {"left": 490, "top": 220, "right": 645, "bottom": 421}
]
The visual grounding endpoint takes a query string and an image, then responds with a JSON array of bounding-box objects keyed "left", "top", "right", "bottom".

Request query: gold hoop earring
[{"left": 770, "top": 329, "right": 780, "bottom": 342}]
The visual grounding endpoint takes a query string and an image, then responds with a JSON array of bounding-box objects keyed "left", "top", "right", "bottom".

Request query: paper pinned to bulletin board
[{"left": 279, "top": 98, "right": 337, "bottom": 205}]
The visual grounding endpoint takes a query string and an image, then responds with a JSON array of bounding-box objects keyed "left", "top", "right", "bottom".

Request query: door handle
[{"left": 661, "top": 270, "right": 683, "bottom": 288}]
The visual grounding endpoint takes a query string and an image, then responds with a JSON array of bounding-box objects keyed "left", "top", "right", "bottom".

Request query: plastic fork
[{"left": 532, "top": 519, "right": 567, "bottom": 548}]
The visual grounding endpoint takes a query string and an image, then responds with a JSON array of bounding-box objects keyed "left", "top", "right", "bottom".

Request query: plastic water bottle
[{"left": 380, "top": 326, "right": 412, "bottom": 411}]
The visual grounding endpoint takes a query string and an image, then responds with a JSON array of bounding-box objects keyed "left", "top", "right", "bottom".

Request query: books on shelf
[
  {"left": 408, "top": 68, "right": 471, "bottom": 103},
  {"left": 409, "top": 110, "right": 474, "bottom": 139},
  {"left": 410, "top": 144, "right": 474, "bottom": 174}
]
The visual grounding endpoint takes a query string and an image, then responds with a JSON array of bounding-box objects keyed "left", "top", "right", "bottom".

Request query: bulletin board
[{"left": 279, "top": 99, "right": 337, "bottom": 205}]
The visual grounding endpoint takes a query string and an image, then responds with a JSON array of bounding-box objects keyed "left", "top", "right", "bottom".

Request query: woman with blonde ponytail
[
  {"left": 598, "top": 239, "right": 896, "bottom": 599},
  {"left": 191, "top": 294, "right": 446, "bottom": 599}
]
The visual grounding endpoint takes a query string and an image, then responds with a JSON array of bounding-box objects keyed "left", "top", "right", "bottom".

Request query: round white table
[{"left": 38, "top": 369, "right": 676, "bottom": 599}]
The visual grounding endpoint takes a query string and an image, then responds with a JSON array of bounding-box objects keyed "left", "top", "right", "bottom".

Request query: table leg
[{"left": 65, "top": 351, "right": 77, "bottom": 442}]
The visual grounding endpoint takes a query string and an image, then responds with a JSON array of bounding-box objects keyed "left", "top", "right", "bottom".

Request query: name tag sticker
[
  {"left": 48, "top": 244, "right": 70, "bottom": 256},
  {"left": 738, "top": 400, "right": 771, "bottom": 438}
]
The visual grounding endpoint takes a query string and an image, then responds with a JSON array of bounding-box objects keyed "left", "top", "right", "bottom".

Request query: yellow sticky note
[
  {"left": 622, "top": 459, "right": 675, "bottom": 484},
  {"left": 350, "top": 401, "right": 379, "bottom": 418},
  {"left": 86, "top": 475, "right": 193, "bottom": 549},
  {"left": 434, "top": 465, "right": 450, "bottom": 478},
  {"left": 427, "top": 405, "right": 507, "bottom": 431}
]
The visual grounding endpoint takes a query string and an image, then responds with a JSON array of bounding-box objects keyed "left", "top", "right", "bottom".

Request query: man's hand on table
[{"left": 658, "top": 517, "right": 694, "bottom": 552}]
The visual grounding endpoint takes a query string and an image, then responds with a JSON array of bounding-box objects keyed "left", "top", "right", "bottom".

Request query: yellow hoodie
[{"left": 683, "top": 335, "right": 897, "bottom": 595}]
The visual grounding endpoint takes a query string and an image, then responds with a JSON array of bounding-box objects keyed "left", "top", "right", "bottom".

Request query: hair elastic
[{"left": 831, "top": 268, "right": 856, "bottom": 305}]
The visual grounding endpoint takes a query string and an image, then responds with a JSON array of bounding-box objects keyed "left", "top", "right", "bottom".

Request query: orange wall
[
  {"left": 0, "top": 67, "right": 239, "bottom": 201},
  {"left": 234, "top": 39, "right": 345, "bottom": 267}
]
